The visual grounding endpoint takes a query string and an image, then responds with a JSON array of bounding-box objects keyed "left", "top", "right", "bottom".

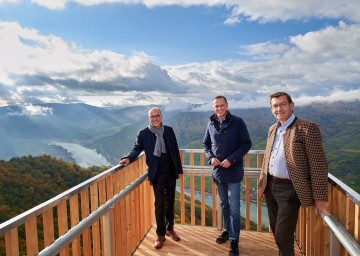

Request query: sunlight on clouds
[
  {"left": 0, "top": 22, "right": 85, "bottom": 75},
  {"left": 239, "top": 42, "right": 290, "bottom": 59},
  {"left": 5, "top": 1, "right": 359, "bottom": 25},
  {"left": 22, "top": 104, "right": 53, "bottom": 116},
  {"left": 0, "top": 0, "right": 19, "bottom": 4},
  {"left": 295, "top": 89, "right": 360, "bottom": 105},
  {"left": 6, "top": 103, "right": 53, "bottom": 116},
  {"left": 225, "top": 0, "right": 360, "bottom": 24},
  {"left": 1, "top": 10, "right": 359, "bottom": 109},
  {"left": 290, "top": 21, "right": 360, "bottom": 57},
  {"left": 31, "top": 0, "right": 67, "bottom": 10},
  {"left": 165, "top": 20, "right": 360, "bottom": 107},
  {"left": 0, "top": 21, "right": 182, "bottom": 103}
]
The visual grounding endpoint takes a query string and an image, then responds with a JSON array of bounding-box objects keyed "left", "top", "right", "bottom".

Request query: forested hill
[{"left": 0, "top": 155, "right": 106, "bottom": 223}]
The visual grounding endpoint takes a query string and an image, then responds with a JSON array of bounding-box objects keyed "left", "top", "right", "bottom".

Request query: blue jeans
[{"left": 217, "top": 182, "right": 241, "bottom": 242}]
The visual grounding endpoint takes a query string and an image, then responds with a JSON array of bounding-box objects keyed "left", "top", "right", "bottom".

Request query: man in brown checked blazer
[{"left": 258, "top": 92, "right": 331, "bottom": 256}]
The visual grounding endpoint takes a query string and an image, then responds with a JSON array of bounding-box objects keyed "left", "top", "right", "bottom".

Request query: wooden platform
[{"left": 133, "top": 224, "right": 302, "bottom": 255}]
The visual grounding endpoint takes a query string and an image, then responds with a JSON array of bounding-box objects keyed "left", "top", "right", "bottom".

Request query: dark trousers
[
  {"left": 265, "top": 177, "right": 301, "bottom": 256},
  {"left": 152, "top": 174, "right": 176, "bottom": 236}
]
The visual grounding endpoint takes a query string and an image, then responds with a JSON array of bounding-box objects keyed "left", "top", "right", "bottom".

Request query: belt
[{"left": 269, "top": 175, "right": 292, "bottom": 184}]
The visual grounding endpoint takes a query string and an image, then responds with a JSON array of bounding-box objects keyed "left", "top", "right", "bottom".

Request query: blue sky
[{"left": 0, "top": 0, "right": 359, "bottom": 114}]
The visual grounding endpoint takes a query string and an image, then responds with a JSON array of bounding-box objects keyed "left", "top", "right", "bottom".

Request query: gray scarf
[{"left": 148, "top": 124, "right": 166, "bottom": 157}]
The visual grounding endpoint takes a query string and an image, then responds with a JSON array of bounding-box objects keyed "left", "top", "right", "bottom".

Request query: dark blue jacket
[
  {"left": 203, "top": 112, "right": 252, "bottom": 184},
  {"left": 122, "top": 125, "right": 183, "bottom": 184}
]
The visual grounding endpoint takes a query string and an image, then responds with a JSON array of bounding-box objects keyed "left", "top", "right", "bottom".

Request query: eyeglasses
[
  {"left": 271, "top": 102, "right": 288, "bottom": 110},
  {"left": 149, "top": 114, "right": 161, "bottom": 119}
]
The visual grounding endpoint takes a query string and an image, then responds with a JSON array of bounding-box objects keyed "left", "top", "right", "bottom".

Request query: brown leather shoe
[
  {"left": 154, "top": 236, "right": 165, "bottom": 249},
  {"left": 166, "top": 230, "right": 181, "bottom": 241}
]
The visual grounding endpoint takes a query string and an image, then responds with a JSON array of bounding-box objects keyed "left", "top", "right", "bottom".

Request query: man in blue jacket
[
  {"left": 203, "top": 96, "right": 252, "bottom": 256},
  {"left": 120, "top": 107, "right": 183, "bottom": 250}
]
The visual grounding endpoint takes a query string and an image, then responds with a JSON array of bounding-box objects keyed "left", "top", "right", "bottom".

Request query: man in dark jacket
[
  {"left": 203, "top": 96, "right": 252, "bottom": 256},
  {"left": 120, "top": 107, "right": 183, "bottom": 250}
]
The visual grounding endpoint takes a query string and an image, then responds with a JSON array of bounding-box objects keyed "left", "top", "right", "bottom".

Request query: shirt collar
[{"left": 276, "top": 114, "right": 295, "bottom": 129}]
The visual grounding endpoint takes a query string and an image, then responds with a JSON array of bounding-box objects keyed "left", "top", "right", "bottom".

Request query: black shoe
[
  {"left": 229, "top": 240, "right": 239, "bottom": 256},
  {"left": 216, "top": 231, "right": 229, "bottom": 244}
]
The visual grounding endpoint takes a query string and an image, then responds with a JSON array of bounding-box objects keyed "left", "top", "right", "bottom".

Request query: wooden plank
[
  {"left": 313, "top": 211, "right": 322, "bottom": 256},
  {"left": 80, "top": 188, "right": 91, "bottom": 256},
  {"left": 42, "top": 208, "right": 54, "bottom": 248},
  {"left": 129, "top": 162, "right": 137, "bottom": 252},
  {"left": 180, "top": 173, "right": 185, "bottom": 224},
  {"left": 90, "top": 183, "right": 101, "bottom": 256},
  {"left": 257, "top": 153, "right": 263, "bottom": 231},
  {"left": 106, "top": 174, "right": 114, "bottom": 200},
  {"left": 346, "top": 196, "right": 355, "bottom": 236},
  {"left": 133, "top": 225, "right": 299, "bottom": 256},
  {"left": 119, "top": 168, "right": 127, "bottom": 256},
  {"left": 212, "top": 181, "right": 217, "bottom": 228},
  {"left": 5, "top": 228, "right": 19, "bottom": 256},
  {"left": 296, "top": 207, "right": 306, "bottom": 252},
  {"left": 69, "top": 195, "right": 81, "bottom": 256},
  {"left": 98, "top": 179, "right": 106, "bottom": 255},
  {"left": 57, "top": 200, "right": 69, "bottom": 256},
  {"left": 245, "top": 153, "right": 250, "bottom": 168},
  {"left": 245, "top": 177, "right": 250, "bottom": 231},
  {"left": 189, "top": 151, "right": 194, "bottom": 166},
  {"left": 200, "top": 153, "right": 205, "bottom": 166},
  {"left": 201, "top": 175, "right": 206, "bottom": 226},
  {"left": 125, "top": 167, "right": 132, "bottom": 255},
  {"left": 101, "top": 210, "right": 114, "bottom": 256},
  {"left": 190, "top": 174, "right": 195, "bottom": 225},
  {"left": 356, "top": 204, "right": 359, "bottom": 243},
  {"left": 113, "top": 201, "right": 121, "bottom": 256},
  {"left": 25, "top": 216, "right": 38, "bottom": 256}
]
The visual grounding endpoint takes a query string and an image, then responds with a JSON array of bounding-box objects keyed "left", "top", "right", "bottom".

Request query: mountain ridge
[{"left": 1, "top": 100, "right": 359, "bottom": 192}]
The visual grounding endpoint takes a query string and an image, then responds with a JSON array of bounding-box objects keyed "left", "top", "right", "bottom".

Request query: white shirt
[{"left": 268, "top": 114, "right": 295, "bottom": 179}]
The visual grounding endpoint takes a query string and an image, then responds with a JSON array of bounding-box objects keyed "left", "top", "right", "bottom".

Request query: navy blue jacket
[
  {"left": 122, "top": 125, "right": 183, "bottom": 184},
  {"left": 203, "top": 112, "right": 252, "bottom": 184}
]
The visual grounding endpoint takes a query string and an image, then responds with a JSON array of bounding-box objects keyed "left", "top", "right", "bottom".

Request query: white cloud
[
  {"left": 4, "top": 1, "right": 359, "bottom": 24},
  {"left": 226, "top": 0, "right": 360, "bottom": 24},
  {"left": 31, "top": 0, "right": 67, "bottom": 10},
  {"left": 166, "top": 21, "right": 360, "bottom": 107},
  {"left": 0, "top": 0, "right": 19, "bottom": 4},
  {"left": 1, "top": 18, "right": 359, "bottom": 109},
  {"left": 0, "top": 21, "right": 185, "bottom": 106},
  {"left": 6, "top": 103, "right": 53, "bottom": 116}
]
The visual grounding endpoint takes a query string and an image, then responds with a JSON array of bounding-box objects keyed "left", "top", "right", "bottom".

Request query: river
[
  {"left": 179, "top": 186, "right": 269, "bottom": 227},
  {"left": 51, "top": 142, "right": 112, "bottom": 168}
]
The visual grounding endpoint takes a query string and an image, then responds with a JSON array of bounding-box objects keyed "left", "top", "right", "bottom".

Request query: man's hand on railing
[
  {"left": 315, "top": 200, "right": 331, "bottom": 216},
  {"left": 119, "top": 158, "right": 130, "bottom": 166}
]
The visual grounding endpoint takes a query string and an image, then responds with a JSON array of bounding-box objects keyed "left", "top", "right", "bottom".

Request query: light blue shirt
[{"left": 268, "top": 114, "right": 295, "bottom": 179}]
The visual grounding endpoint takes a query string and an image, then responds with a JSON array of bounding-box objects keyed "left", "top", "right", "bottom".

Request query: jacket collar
[{"left": 210, "top": 111, "right": 233, "bottom": 123}]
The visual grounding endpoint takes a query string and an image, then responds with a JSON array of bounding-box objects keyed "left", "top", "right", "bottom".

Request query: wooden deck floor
[{"left": 133, "top": 225, "right": 302, "bottom": 255}]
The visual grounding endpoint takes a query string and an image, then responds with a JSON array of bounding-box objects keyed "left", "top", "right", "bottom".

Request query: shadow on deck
[{"left": 134, "top": 224, "right": 301, "bottom": 255}]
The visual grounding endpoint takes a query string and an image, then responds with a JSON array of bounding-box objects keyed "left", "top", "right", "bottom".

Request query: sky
[{"left": 0, "top": 0, "right": 360, "bottom": 115}]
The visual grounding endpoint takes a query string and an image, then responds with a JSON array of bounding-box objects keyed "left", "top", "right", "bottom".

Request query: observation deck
[{"left": 0, "top": 149, "right": 359, "bottom": 255}]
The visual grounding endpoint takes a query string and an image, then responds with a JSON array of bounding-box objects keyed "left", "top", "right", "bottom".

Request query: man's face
[
  {"left": 213, "top": 98, "right": 228, "bottom": 119},
  {"left": 270, "top": 95, "right": 294, "bottom": 124},
  {"left": 149, "top": 109, "right": 162, "bottom": 128}
]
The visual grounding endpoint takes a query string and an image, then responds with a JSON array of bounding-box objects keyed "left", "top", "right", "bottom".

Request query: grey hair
[{"left": 148, "top": 107, "right": 162, "bottom": 116}]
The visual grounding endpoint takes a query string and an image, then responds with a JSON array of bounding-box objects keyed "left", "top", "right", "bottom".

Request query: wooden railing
[
  {"left": 0, "top": 149, "right": 359, "bottom": 255},
  {"left": 0, "top": 154, "right": 153, "bottom": 256},
  {"left": 179, "top": 149, "right": 266, "bottom": 231}
]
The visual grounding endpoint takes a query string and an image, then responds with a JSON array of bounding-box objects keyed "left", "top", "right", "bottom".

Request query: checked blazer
[{"left": 258, "top": 117, "right": 329, "bottom": 206}]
